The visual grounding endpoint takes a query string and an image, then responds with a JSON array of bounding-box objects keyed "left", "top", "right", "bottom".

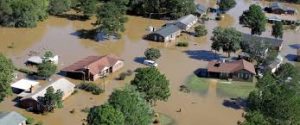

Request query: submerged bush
[
  {"left": 77, "top": 82, "right": 104, "bottom": 95},
  {"left": 176, "top": 42, "right": 189, "bottom": 47}
]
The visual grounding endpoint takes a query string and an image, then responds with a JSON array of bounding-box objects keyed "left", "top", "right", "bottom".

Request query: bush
[
  {"left": 81, "top": 107, "right": 90, "bottom": 113},
  {"left": 176, "top": 42, "right": 189, "bottom": 47},
  {"left": 77, "top": 82, "right": 104, "bottom": 95},
  {"left": 194, "top": 25, "right": 207, "bottom": 37},
  {"left": 26, "top": 116, "right": 35, "bottom": 125},
  {"left": 70, "top": 109, "right": 76, "bottom": 114},
  {"left": 17, "top": 68, "right": 35, "bottom": 75},
  {"left": 118, "top": 70, "right": 134, "bottom": 80}
]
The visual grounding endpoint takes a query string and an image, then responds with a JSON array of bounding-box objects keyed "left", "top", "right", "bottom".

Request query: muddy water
[{"left": 0, "top": 0, "right": 299, "bottom": 124}]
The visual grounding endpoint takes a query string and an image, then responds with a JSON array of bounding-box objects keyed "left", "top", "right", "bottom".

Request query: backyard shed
[
  {"left": 175, "top": 14, "right": 198, "bottom": 30},
  {"left": 196, "top": 4, "right": 208, "bottom": 16},
  {"left": 11, "top": 79, "right": 40, "bottom": 93},
  {"left": 242, "top": 33, "right": 283, "bottom": 51}
]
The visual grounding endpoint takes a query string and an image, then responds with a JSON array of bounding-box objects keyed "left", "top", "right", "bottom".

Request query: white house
[
  {"left": 175, "top": 14, "right": 198, "bottom": 31},
  {"left": 27, "top": 55, "right": 59, "bottom": 65}
]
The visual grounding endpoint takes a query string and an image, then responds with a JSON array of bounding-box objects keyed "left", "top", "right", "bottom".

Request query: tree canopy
[
  {"left": 95, "top": 2, "right": 128, "bottom": 38},
  {"left": 0, "top": 54, "right": 15, "bottom": 102},
  {"left": 211, "top": 27, "right": 242, "bottom": 57},
  {"left": 194, "top": 25, "right": 208, "bottom": 37},
  {"left": 244, "top": 70, "right": 300, "bottom": 125},
  {"left": 144, "top": 48, "right": 161, "bottom": 61},
  {"left": 167, "top": 0, "right": 195, "bottom": 19},
  {"left": 48, "top": 0, "right": 71, "bottom": 15},
  {"left": 37, "top": 61, "right": 57, "bottom": 79},
  {"left": 87, "top": 104, "right": 125, "bottom": 125},
  {"left": 108, "top": 86, "right": 153, "bottom": 125},
  {"left": 218, "top": 0, "right": 236, "bottom": 12},
  {"left": 272, "top": 22, "right": 283, "bottom": 39},
  {"left": 0, "top": 0, "right": 49, "bottom": 27},
  {"left": 131, "top": 67, "right": 170, "bottom": 104},
  {"left": 38, "top": 87, "right": 63, "bottom": 113},
  {"left": 239, "top": 4, "right": 266, "bottom": 35}
]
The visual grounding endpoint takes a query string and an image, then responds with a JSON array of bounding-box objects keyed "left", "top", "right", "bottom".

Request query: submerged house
[
  {"left": 242, "top": 33, "right": 283, "bottom": 51},
  {"left": 207, "top": 59, "right": 256, "bottom": 81},
  {"left": 10, "top": 79, "right": 40, "bottom": 94},
  {"left": 19, "top": 78, "right": 75, "bottom": 112},
  {"left": 62, "top": 54, "right": 124, "bottom": 81},
  {"left": 265, "top": 2, "right": 296, "bottom": 15},
  {"left": 27, "top": 55, "right": 59, "bottom": 65},
  {"left": 0, "top": 111, "right": 26, "bottom": 125},
  {"left": 146, "top": 25, "right": 181, "bottom": 42},
  {"left": 196, "top": 4, "right": 208, "bottom": 16},
  {"left": 175, "top": 14, "right": 198, "bottom": 31}
]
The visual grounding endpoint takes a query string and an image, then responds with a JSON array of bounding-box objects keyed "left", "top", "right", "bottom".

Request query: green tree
[
  {"left": 37, "top": 62, "right": 57, "bottom": 79},
  {"left": 240, "top": 4, "right": 266, "bottom": 35},
  {"left": 0, "top": 54, "right": 14, "bottom": 102},
  {"left": 77, "top": 0, "right": 97, "bottom": 18},
  {"left": 95, "top": 2, "right": 128, "bottom": 38},
  {"left": 256, "top": 72, "right": 276, "bottom": 89},
  {"left": 108, "top": 86, "right": 153, "bottom": 125},
  {"left": 0, "top": 0, "right": 49, "bottom": 27},
  {"left": 144, "top": 48, "right": 161, "bottom": 61},
  {"left": 44, "top": 51, "right": 54, "bottom": 59},
  {"left": 48, "top": 0, "right": 71, "bottom": 15},
  {"left": 242, "top": 111, "right": 270, "bottom": 125},
  {"left": 275, "top": 63, "right": 299, "bottom": 82},
  {"left": 240, "top": 40, "right": 268, "bottom": 64},
  {"left": 131, "top": 67, "right": 170, "bottom": 105},
  {"left": 38, "top": 87, "right": 63, "bottom": 113},
  {"left": 167, "top": 0, "right": 195, "bottom": 19},
  {"left": 87, "top": 104, "right": 125, "bottom": 125},
  {"left": 211, "top": 27, "right": 242, "bottom": 57},
  {"left": 272, "top": 22, "right": 283, "bottom": 39},
  {"left": 194, "top": 25, "right": 207, "bottom": 37},
  {"left": 218, "top": 0, "right": 236, "bottom": 12}
]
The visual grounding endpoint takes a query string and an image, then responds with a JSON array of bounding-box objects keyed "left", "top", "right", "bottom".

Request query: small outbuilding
[
  {"left": 196, "top": 4, "right": 208, "bottom": 16},
  {"left": 266, "top": 2, "right": 296, "bottom": 15},
  {"left": 242, "top": 33, "right": 283, "bottom": 51},
  {"left": 0, "top": 111, "right": 26, "bottom": 125},
  {"left": 146, "top": 25, "right": 181, "bottom": 42},
  {"left": 175, "top": 14, "right": 198, "bottom": 31},
  {"left": 27, "top": 55, "right": 59, "bottom": 65},
  {"left": 10, "top": 79, "right": 40, "bottom": 93}
]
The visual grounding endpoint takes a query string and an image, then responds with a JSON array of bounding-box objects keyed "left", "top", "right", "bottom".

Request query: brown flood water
[{"left": 0, "top": 0, "right": 300, "bottom": 124}]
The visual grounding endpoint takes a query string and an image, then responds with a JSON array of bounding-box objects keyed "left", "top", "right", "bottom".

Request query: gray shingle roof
[
  {"left": 270, "top": 2, "right": 285, "bottom": 10},
  {"left": 152, "top": 25, "right": 181, "bottom": 37},
  {"left": 177, "top": 14, "right": 198, "bottom": 26},
  {"left": 0, "top": 111, "right": 26, "bottom": 125},
  {"left": 242, "top": 33, "right": 283, "bottom": 49},
  {"left": 196, "top": 4, "right": 207, "bottom": 14}
]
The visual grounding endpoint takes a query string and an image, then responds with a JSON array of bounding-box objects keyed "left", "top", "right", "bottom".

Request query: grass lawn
[
  {"left": 185, "top": 74, "right": 210, "bottom": 95},
  {"left": 217, "top": 80, "right": 256, "bottom": 98}
]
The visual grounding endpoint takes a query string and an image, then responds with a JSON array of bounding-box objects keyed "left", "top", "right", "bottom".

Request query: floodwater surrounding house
[
  {"left": 19, "top": 78, "right": 75, "bottom": 112},
  {"left": 207, "top": 59, "right": 256, "bottom": 81},
  {"left": 61, "top": 54, "right": 124, "bottom": 81},
  {"left": 0, "top": 0, "right": 299, "bottom": 124}
]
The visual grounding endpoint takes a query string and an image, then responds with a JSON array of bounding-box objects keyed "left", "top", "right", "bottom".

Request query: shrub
[
  {"left": 17, "top": 68, "right": 35, "bottom": 75},
  {"left": 77, "top": 82, "right": 104, "bottom": 95},
  {"left": 70, "top": 109, "right": 76, "bottom": 114},
  {"left": 118, "top": 72, "right": 127, "bottom": 80},
  {"left": 194, "top": 25, "right": 208, "bottom": 37},
  {"left": 81, "top": 107, "right": 90, "bottom": 113},
  {"left": 71, "top": 89, "right": 79, "bottom": 95},
  {"left": 176, "top": 42, "right": 189, "bottom": 47},
  {"left": 26, "top": 116, "right": 35, "bottom": 125}
]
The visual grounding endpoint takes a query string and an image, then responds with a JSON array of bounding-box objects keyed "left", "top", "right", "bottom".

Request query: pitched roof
[
  {"left": 176, "top": 14, "right": 198, "bottom": 26},
  {"left": 0, "top": 111, "right": 26, "bottom": 125},
  {"left": 196, "top": 4, "right": 207, "bottom": 14},
  {"left": 11, "top": 79, "right": 39, "bottom": 91},
  {"left": 270, "top": 2, "right": 285, "bottom": 10},
  {"left": 151, "top": 25, "right": 181, "bottom": 38},
  {"left": 21, "top": 78, "right": 75, "bottom": 101},
  {"left": 242, "top": 33, "right": 283, "bottom": 49},
  {"left": 207, "top": 59, "right": 256, "bottom": 74},
  {"left": 62, "top": 54, "right": 122, "bottom": 75}
]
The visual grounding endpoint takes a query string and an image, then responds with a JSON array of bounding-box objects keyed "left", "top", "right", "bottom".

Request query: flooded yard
[{"left": 0, "top": 0, "right": 299, "bottom": 125}]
